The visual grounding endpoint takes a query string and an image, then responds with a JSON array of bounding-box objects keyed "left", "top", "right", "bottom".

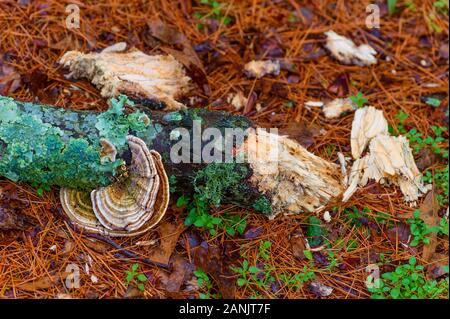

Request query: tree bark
[{"left": 0, "top": 95, "right": 269, "bottom": 215}]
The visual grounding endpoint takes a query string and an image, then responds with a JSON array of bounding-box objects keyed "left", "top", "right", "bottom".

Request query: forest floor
[{"left": 0, "top": 0, "right": 448, "bottom": 299}]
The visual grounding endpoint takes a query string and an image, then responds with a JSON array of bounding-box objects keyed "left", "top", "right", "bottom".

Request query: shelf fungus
[
  {"left": 324, "top": 31, "right": 377, "bottom": 66},
  {"left": 60, "top": 136, "right": 169, "bottom": 237},
  {"left": 343, "top": 106, "right": 430, "bottom": 204},
  {"left": 59, "top": 43, "right": 192, "bottom": 111}
]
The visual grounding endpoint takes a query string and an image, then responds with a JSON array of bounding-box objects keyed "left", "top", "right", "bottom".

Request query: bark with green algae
[{"left": 0, "top": 95, "right": 272, "bottom": 215}]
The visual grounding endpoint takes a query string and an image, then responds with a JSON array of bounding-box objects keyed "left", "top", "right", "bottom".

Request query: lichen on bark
[{"left": 0, "top": 95, "right": 149, "bottom": 191}]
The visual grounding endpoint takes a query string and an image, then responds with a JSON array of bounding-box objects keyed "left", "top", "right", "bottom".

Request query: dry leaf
[
  {"left": 147, "top": 222, "right": 185, "bottom": 265},
  {"left": 419, "top": 190, "right": 440, "bottom": 261},
  {"left": 0, "top": 55, "right": 21, "bottom": 95}
]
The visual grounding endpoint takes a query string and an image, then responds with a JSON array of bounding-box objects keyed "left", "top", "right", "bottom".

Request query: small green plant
[
  {"left": 434, "top": 0, "right": 449, "bottom": 14},
  {"left": 405, "top": 126, "right": 448, "bottom": 158},
  {"left": 425, "top": 97, "right": 442, "bottom": 107},
  {"left": 180, "top": 195, "right": 222, "bottom": 236},
  {"left": 230, "top": 260, "right": 261, "bottom": 287},
  {"left": 125, "top": 263, "right": 148, "bottom": 292},
  {"left": 407, "top": 210, "right": 441, "bottom": 246},
  {"left": 369, "top": 256, "right": 449, "bottom": 299},
  {"left": 193, "top": 0, "right": 232, "bottom": 30},
  {"left": 325, "top": 144, "right": 336, "bottom": 157},
  {"left": 221, "top": 213, "right": 247, "bottom": 236},
  {"left": 393, "top": 110, "right": 409, "bottom": 135},
  {"left": 194, "top": 268, "right": 217, "bottom": 299},
  {"left": 423, "top": 165, "right": 449, "bottom": 206},
  {"left": 279, "top": 266, "right": 315, "bottom": 291},
  {"left": 169, "top": 175, "right": 177, "bottom": 193},
  {"left": 306, "top": 216, "right": 326, "bottom": 247},
  {"left": 349, "top": 91, "right": 369, "bottom": 108},
  {"left": 230, "top": 241, "right": 277, "bottom": 293},
  {"left": 258, "top": 241, "right": 272, "bottom": 261},
  {"left": 387, "top": 0, "right": 397, "bottom": 15}
]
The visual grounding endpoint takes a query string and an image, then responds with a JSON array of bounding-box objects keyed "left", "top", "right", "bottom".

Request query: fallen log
[{"left": 0, "top": 94, "right": 344, "bottom": 236}]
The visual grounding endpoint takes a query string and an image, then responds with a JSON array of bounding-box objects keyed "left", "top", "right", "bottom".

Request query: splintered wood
[
  {"left": 324, "top": 31, "right": 377, "bottom": 66},
  {"left": 242, "top": 130, "right": 344, "bottom": 218},
  {"left": 59, "top": 43, "right": 191, "bottom": 110},
  {"left": 343, "top": 106, "right": 430, "bottom": 204}
]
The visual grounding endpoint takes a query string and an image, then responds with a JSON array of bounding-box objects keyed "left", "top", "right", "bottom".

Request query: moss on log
[{"left": 0, "top": 95, "right": 269, "bottom": 214}]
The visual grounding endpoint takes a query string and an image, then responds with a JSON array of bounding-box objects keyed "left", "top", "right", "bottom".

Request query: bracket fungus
[
  {"left": 59, "top": 43, "right": 192, "bottom": 111},
  {"left": 60, "top": 135, "right": 169, "bottom": 237}
]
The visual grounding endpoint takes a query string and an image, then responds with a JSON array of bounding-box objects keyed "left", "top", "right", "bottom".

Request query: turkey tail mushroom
[{"left": 60, "top": 136, "right": 169, "bottom": 237}]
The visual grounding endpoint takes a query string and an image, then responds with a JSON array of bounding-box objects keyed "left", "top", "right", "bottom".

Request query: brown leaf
[
  {"left": 416, "top": 148, "right": 438, "bottom": 171},
  {"left": 0, "top": 185, "right": 33, "bottom": 231},
  {"left": 22, "top": 69, "right": 55, "bottom": 104},
  {"left": 279, "top": 122, "right": 321, "bottom": 148},
  {"left": 427, "top": 253, "right": 449, "bottom": 279},
  {"left": 191, "top": 241, "right": 236, "bottom": 298},
  {"left": 387, "top": 222, "right": 411, "bottom": 246},
  {"left": 83, "top": 238, "right": 110, "bottom": 254},
  {"left": 147, "top": 222, "right": 185, "bottom": 265},
  {"left": 327, "top": 73, "right": 349, "bottom": 97},
  {"left": 0, "top": 55, "right": 21, "bottom": 95},
  {"left": 419, "top": 190, "right": 440, "bottom": 261},
  {"left": 145, "top": 20, "right": 208, "bottom": 93},
  {"left": 290, "top": 229, "right": 307, "bottom": 261},
  {"left": 123, "top": 285, "right": 144, "bottom": 299},
  {"left": 160, "top": 255, "right": 194, "bottom": 294},
  {"left": 17, "top": 274, "right": 62, "bottom": 292}
]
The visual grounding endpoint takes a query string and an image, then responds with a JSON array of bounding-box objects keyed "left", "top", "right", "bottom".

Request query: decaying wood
[
  {"left": 244, "top": 60, "right": 281, "bottom": 79},
  {"left": 0, "top": 95, "right": 347, "bottom": 234},
  {"left": 242, "top": 129, "right": 344, "bottom": 218},
  {"left": 59, "top": 44, "right": 192, "bottom": 111},
  {"left": 322, "top": 98, "right": 355, "bottom": 119},
  {"left": 324, "top": 31, "right": 377, "bottom": 66},
  {"left": 344, "top": 106, "right": 430, "bottom": 203}
]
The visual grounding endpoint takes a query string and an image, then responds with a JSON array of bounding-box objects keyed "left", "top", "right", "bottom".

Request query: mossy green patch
[
  {"left": 252, "top": 196, "right": 273, "bottom": 215},
  {"left": 193, "top": 162, "right": 247, "bottom": 207}
]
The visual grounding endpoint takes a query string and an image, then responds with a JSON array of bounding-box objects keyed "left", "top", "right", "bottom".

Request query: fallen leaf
[
  {"left": 191, "top": 241, "right": 236, "bottom": 298},
  {"left": 17, "top": 274, "right": 63, "bottom": 292},
  {"left": 145, "top": 20, "right": 208, "bottom": 93},
  {"left": 123, "top": 285, "right": 144, "bottom": 299},
  {"left": 0, "top": 54, "right": 21, "bottom": 95},
  {"left": 387, "top": 223, "right": 411, "bottom": 246},
  {"left": 147, "top": 222, "right": 185, "bottom": 265},
  {"left": 290, "top": 228, "right": 307, "bottom": 261},
  {"left": 279, "top": 122, "right": 320, "bottom": 148},
  {"left": 419, "top": 190, "right": 440, "bottom": 261},
  {"left": 22, "top": 69, "right": 55, "bottom": 104},
  {"left": 244, "top": 225, "right": 263, "bottom": 239},
  {"left": 327, "top": 73, "right": 349, "bottom": 97},
  {"left": 0, "top": 184, "right": 33, "bottom": 231},
  {"left": 309, "top": 281, "right": 333, "bottom": 297},
  {"left": 160, "top": 255, "right": 194, "bottom": 294},
  {"left": 83, "top": 238, "right": 111, "bottom": 254},
  {"left": 427, "top": 253, "right": 449, "bottom": 279}
]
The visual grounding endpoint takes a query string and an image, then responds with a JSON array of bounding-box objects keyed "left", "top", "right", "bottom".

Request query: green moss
[
  {"left": 252, "top": 196, "right": 273, "bottom": 215},
  {"left": 193, "top": 162, "right": 247, "bottom": 207}
]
